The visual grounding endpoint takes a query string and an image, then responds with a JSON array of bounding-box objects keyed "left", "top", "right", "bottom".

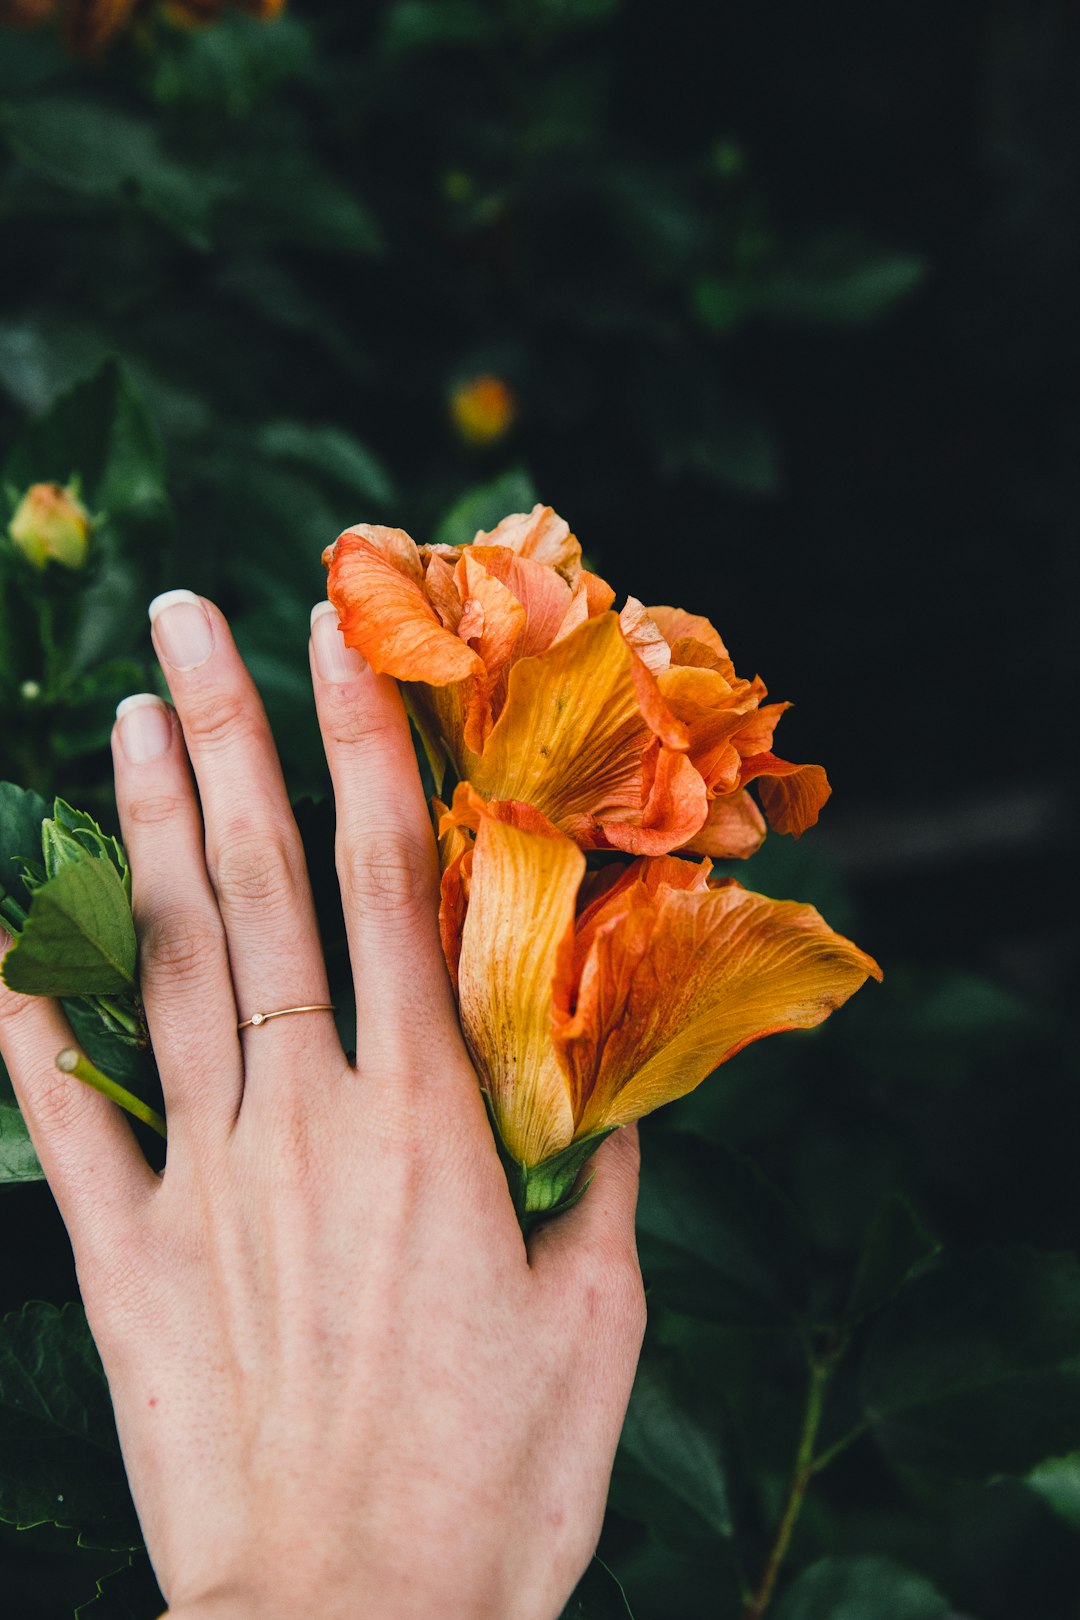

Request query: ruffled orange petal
[
  {"left": 455, "top": 552, "right": 528, "bottom": 753},
  {"left": 467, "top": 546, "right": 574, "bottom": 659},
  {"left": 457, "top": 814, "right": 584, "bottom": 1166},
  {"left": 325, "top": 526, "right": 482, "bottom": 685},
  {"left": 649, "top": 606, "right": 735, "bottom": 678},
  {"left": 475, "top": 504, "right": 581, "bottom": 581},
  {"left": 597, "top": 742, "right": 708, "bottom": 855},
  {"left": 681, "top": 788, "right": 767, "bottom": 859},
  {"left": 556, "top": 872, "right": 880, "bottom": 1139},
  {"left": 739, "top": 754, "right": 832, "bottom": 837}
]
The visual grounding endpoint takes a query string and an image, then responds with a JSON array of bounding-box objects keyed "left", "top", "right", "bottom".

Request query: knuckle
[
  {"left": 322, "top": 693, "right": 398, "bottom": 753},
  {"left": 137, "top": 905, "right": 224, "bottom": 986},
  {"left": 213, "top": 825, "right": 302, "bottom": 916},
  {"left": 124, "top": 791, "right": 186, "bottom": 831},
  {"left": 181, "top": 687, "right": 253, "bottom": 751},
  {"left": 338, "top": 827, "right": 434, "bottom": 921}
]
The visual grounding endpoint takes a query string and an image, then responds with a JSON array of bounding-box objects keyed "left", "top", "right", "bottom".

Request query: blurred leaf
[
  {"left": 149, "top": 13, "right": 313, "bottom": 113},
  {"left": 559, "top": 1558, "right": 635, "bottom": 1619},
  {"left": 4, "top": 358, "right": 166, "bottom": 523},
  {"left": 764, "top": 239, "right": 926, "bottom": 326},
  {"left": 773, "top": 1555, "right": 950, "bottom": 1620},
  {"left": 379, "top": 0, "right": 501, "bottom": 55},
  {"left": 1, "top": 857, "right": 136, "bottom": 997},
  {"left": 2, "top": 98, "right": 219, "bottom": 250},
  {"left": 637, "top": 1133, "right": 807, "bottom": 1325},
  {"left": 844, "top": 1195, "right": 939, "bottom": 1326},
  {"left": 255, "top": 421, "right": 397, "bottom": 507},
  {"left": 432, "top": 468, "right": 538, "bottom": 548},
  {"left": 614, "top": 1357, "right": 733, "bottom": 1540},
  {"left": 841, "top": 967, "right": 1044, "bottom": 1087},
  {"left": 1028, "top": 1452, "right": 1080, "bottom": 1531},
  {"left": 0, "top": 1302, "right": 140, "bottom": 1549},
  {"left": 860, "top": 1248, "right": 1080, "bottom": 1481}
]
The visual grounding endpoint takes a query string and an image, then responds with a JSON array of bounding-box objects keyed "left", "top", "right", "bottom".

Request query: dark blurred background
[{"left": 0, "top": 2, "right": 1076, "bottom": 1616}]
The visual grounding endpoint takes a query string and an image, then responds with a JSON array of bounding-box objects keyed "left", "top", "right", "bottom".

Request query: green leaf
[
  {"left": 844, "top": 1195, "right": 939, "bottom": 1325},
  {"left": 3, "top": 98, "right": 218, "bottom": 249},
  {"left": 0, "top": 1302, "right": 140, "bottom": 1549},
  {"left": 774, "top": 1555, "right": 950, "bottom": 1620},
  {"left": 255, "top": 420, "right": 397, "bottom": 507},
  {"left": 1, "top": 856, "right": 137, "bottom": 997},
  {"left": 860, "top": 1248, "right": 1080, "bottom": 1481},
  {"left": 0, "top": 1054, "right": 42, "bottom": 1183},
  {"left": 1028, "top": 1452, "right": 1080, "bottom": 1531},
  {"left": 432, "top": 468, "right": 538, "bottom": 548},
  {"left": 615, "top": 1358, "right": 733, "bottom": 1540},
  {"left": 0, "top": 780, "right": 49, "bottom": 925},
  {"left": 637, "top": 1134, "right": 808, "bottom": 1325},
  {"left": 559, "top": 1557, "right": 635, "bottom": 1619}
]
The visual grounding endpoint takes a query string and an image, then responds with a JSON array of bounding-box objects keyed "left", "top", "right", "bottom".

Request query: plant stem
[
  {"left": 97, "top": 996, "right": 141, "bottom": 1038},
  {"left": 56, "top": 1047, "right": 166, "bottom": 1139},
  {"left": 739, "top": 1357, "right": 832, "bottom": 1620}
]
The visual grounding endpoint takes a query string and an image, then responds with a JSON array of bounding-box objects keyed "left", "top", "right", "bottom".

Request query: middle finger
[{"left": 147, "top": 591, "right": 340, "bottom": 1088}]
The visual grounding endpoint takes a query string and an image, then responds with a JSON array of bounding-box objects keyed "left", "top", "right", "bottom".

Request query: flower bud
[
  {"left": 8, "top": 482, "right": 92, "bottom": 571},
  {"left": 449, "top": 375, "right": 517, "bottom": 445}
]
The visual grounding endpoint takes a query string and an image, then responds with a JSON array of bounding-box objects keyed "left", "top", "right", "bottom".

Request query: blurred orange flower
[
  {"left": 449, "top": 375, "right": 517, "bottom": 445},
  {"left": 437, "top": 799, "right": 881, "bottom": 1178},
  {"left": 324, "top": 506, "right": 829, "bottom": 859}
]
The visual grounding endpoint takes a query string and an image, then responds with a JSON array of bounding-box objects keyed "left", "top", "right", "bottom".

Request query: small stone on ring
[{"left": 250, "top": 1012, "right": 266, "bottom": 1026}]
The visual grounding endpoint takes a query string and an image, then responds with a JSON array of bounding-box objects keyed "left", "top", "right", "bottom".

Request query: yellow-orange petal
[
  {"left": 681, "top": 788, "right": 767, "bottom": 859},
  {"left": 458, "top": 815, "right": 584, "bottom": 1166},
  {"left": 465, "top": 612, "right": 703, "bottom": 851},
  {"left": 325, "top": 527, "right": 483, "bottom": 685},
  {"left": 740, "top": 754, "right": 832, "bottom": 837},
  {"left": 557, "top": 876, "right": 880, "bottom": 1140}
]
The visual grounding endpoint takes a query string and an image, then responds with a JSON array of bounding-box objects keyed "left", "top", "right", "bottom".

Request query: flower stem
[
  {"left": 740, "top": 1352, "right": 834, "bottom": 1620},
  {"left": 56, "top": 1047, "right": 166, "bottom": 1139}
]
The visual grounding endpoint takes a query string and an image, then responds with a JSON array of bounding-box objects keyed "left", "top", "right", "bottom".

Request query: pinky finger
[{"left": 0, "top": 956, "right": 156, "bottom": 1250}]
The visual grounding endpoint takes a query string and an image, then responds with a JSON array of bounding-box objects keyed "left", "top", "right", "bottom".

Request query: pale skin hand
[{"left": 0, "top": 594, "right": 645, "bottom": 1620}]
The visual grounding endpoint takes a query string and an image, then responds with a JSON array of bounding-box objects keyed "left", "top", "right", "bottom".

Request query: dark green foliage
[{"left": 0, "top": 3, "right": 1072, "bottom": 1618}]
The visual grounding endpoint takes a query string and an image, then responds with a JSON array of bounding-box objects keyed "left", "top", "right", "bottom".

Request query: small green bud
[{"left": 8, "top": 481, "right": 92, "bottom": 571}]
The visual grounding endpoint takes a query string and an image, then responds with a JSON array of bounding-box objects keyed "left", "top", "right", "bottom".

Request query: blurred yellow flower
[
  {"left": 449, "top": 375, "right": 518, "bottom": 445},
  {"left": 8, "top": 483, "right": 93, "bottom": 572}
]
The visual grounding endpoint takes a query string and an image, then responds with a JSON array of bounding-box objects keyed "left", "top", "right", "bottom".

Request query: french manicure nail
[
  {"left": 311, "top": 600, "right": 365, "bottom": 683},
  {"left": 116, "top": 694, "right": 172, "bottom": 764},
  {"left": 148, "top": 589, "right": 214, "bottom": 672}
]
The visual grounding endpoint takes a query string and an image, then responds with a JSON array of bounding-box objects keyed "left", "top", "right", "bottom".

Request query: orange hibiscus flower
[
  {"left": 323, "top": 505, "right": 829, "bottom": 860},
  {"left": 436, "top": 795, "right": 881, "bottom": 1220}
]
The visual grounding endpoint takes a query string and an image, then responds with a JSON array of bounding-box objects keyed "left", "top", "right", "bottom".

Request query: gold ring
[{"left": 238, "top": 1004, "right": 336, "bottom": 1031}]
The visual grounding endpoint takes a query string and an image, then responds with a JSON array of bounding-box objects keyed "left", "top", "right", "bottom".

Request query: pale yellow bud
[{"left": 8, "top": 482, "right": 92, "bottom": 571}]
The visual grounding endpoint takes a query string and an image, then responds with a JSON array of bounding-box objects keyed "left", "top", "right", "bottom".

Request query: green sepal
[{"left": 483, "top": 1092, "right": 616, "bottom": 1236}]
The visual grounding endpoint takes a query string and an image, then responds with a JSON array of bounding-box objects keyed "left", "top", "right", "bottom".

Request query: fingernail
[
  {"left": 311, "top": 601, "right": 365, "bottom": 683},
  {"left": 148, "top": 590, "right": 214, "bottom": 672},
  {"left": 116, "top": 694, "right": 172, "bottom": 764}
]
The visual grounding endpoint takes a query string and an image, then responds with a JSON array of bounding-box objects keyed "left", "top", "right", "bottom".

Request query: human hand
[{"left": 0, "top": 591, "right": 646, "bottom": 1620}]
